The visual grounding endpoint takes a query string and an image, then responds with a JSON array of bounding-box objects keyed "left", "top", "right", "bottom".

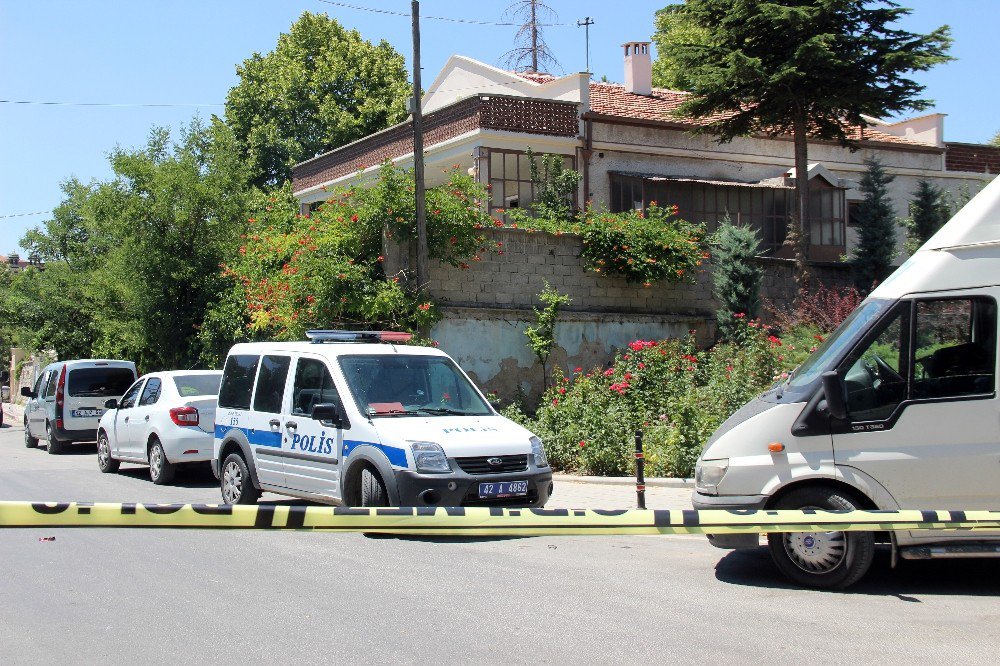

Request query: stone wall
[{"left": 387, "top": 229, "right": 851, "bottom": 402}]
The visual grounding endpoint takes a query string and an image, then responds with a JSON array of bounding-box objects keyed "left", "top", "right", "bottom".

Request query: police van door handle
[
  {"left": 144, "top": 415, "right": 150, "bottom": 422},
  {"left": 124, "top": 416, "right": 129, "bottom": 423},
  {"left": 269, "top": 419, "right": 281, "bottom": 429},
  {"left": 285, "top": 420, "right": 298, "bottom": 431}
]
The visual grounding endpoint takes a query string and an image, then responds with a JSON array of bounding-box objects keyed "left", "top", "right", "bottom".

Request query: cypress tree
[
  {"left": 900, "top": 179, "right": 949, "bottom": 255},
  {"left": 852, "top": 158, "right": 897, "bottom": 290},
  {"left": 712, "top": 218, "right": 762, "bottom": 340}
]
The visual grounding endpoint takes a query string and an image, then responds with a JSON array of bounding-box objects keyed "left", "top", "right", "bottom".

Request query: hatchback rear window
[
  {"left": 67, "top": 367, "right": 136, "bottom": 398},
  {"left": 173, "top": 374, "right": 222, "bottom": 397}
]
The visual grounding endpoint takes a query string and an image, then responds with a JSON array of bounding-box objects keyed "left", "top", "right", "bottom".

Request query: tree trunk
[
  {"left": 791, "top": 115, "right": 812, "bottom": 291},
  {"left": 530, "top": 0, "right": 538, "bottom": 72}
]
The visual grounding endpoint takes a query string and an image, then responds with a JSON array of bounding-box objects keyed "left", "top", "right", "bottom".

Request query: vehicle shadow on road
[
  {"left": 115, "top": 465, "right": 219, "bottom": 489},
  {"left": 45, "top": 444, "right": 97, "bottom": 455},
  {"left": 714, "top": 546, "right": 1000, "bottom": 597}
]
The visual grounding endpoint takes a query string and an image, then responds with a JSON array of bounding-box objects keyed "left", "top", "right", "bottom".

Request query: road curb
[{"left": 554, "top": 474, "right": 694, "bottom": 489}]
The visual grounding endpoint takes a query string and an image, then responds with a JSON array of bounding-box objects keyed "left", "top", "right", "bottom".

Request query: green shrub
[
  {"left": 711, "top": 218, "right": 762, "bottom": 340},
  {"left": 525, "top": 318, "right": 781, "bottom": 477}
]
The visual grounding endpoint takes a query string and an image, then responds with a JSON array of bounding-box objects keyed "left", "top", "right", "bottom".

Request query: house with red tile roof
[{"left": 290, "top": 44, "right": 998, "bottom": 398}]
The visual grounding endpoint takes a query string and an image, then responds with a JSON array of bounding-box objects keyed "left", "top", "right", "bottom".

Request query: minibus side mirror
[
  {"left": 104, "top": 399, "right": 118, "bottom": 410},
  {"left": 821, "top": 371, "right": 848, "bottom": 420},
  {"left": 312, "top": 402, "right": 346, "bottom": 429},
  {"left": 21, "top": 387, "right": 36, "bottom": 399}
]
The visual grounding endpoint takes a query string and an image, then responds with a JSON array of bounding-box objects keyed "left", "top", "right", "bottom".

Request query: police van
[
  {"left": 694, "top": 175, "right": 1000, "bottom": 589},
  {"left": 212, "top": 331, "right": 553, "bottom": 507}
]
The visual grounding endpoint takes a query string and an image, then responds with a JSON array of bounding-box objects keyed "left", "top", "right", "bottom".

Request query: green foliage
[
  {"left": 224, "top": 11, "right": 409, "bottom": 187},
  {"left": 225, "top": 165, "right": 493, "bottom": 341},
  {"left": 711, "top": 218, "right": 762, "bottom": 340},
  {"left": 665, "top": 0, "right": 951, "bottom": 278},
  {"left": 991, "top": 130, "right": 1000, "bottom": 148},
  {"left": 524, "top": 282, "right": 571, "bottom": 388},
  {"left": 900, "top": 179, "right": 949, "bottom": 255},
  {"left": 651, "top": 4, "right": 707, "bottom": 91},
  {"left": 525, "top": 148, "right": 580, "bottom": 221},
  {"left": 851, "top": 158, "right": 898, "bottom": 290},
  {"left": 526, "top": 319, "right": 782, "bottom": 477}
]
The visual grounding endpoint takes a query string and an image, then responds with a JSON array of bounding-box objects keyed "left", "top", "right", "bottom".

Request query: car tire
[
  {"left": 148, "top": 439, "right": 176, "bottom": 485},
  {"left": 24, "top": 418, "right": 39, "bottom": 448},
  {"left": 97, "top": 432, "right": 120, "bottom": 473},
  {"left": 46, "top": 422, "right": 64, "bottom": 455},
  {"left": 360, "top": 467, "right": 390, "bottom": 507},
  {"left": 221, "top": 453, "right": 260, "bottom": 505},
  {"left": 766, "top": 486, "right": 875, "bottom": 590}
]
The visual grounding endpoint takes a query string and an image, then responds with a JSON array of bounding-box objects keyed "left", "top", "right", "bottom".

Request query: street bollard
[{"left": 635, "top": 430, "right": 646, "bottom": 510}]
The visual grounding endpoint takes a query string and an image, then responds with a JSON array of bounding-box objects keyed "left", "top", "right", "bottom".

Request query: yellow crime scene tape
[{"left": 1, "top": 502, "right": 1000, "bottom": 536}]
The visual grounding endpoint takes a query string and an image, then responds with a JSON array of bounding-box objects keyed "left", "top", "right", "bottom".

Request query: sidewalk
[
  {"left": 548, "top": 473, "right": 694, "bottom": 510},
  {"left": 2, "top": 401, "right": 23, "bottom": 425}
]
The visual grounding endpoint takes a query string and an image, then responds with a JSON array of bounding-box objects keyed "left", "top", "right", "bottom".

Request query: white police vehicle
[{"left": 212, "top": 330, "right": 553, "bottom": 507}]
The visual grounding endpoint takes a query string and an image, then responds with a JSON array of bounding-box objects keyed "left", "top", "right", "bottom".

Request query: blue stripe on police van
[
  {"left": 213, "top": 424, "right": 282, "bottom": 448},
  {"left": 214, "top": 425, "right": 408, "bottom": 467},
  {"left": 342, "top": 439, "right": 408, "bottom": 468}
]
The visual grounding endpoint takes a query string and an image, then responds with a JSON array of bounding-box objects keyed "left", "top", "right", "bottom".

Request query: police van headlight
[
  {"left": 695, "top": 458, "right": 729, "bottom": 495},
  {"left": 409, "top": 441, "right": 451, "bottom": 473},
  {"left": 530, "top": 436, "right": 549, "bottom": 468}
]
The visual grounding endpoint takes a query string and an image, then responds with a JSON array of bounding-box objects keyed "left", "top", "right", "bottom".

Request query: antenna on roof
[{"left": 577, "top": 17, "right": 594, "bottom": 75}]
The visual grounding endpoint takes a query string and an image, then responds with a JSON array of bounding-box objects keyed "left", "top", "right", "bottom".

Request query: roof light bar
[{"left": 305, "top": 330, "right": 413, "bottom": 344}]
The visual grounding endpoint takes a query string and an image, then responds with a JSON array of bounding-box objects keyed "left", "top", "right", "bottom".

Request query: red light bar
[{"left": 379, "top": 331, "right": 413, "bottom": 342}]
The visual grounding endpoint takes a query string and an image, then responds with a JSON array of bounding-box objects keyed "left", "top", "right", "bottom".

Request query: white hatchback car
[{"left": 96, "top": 370, "right": 222, "bottom": 484}]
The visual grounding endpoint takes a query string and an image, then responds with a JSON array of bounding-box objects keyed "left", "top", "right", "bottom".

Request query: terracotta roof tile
[{"left": 585, "top": 80, "right": 929, "bottom": 147}]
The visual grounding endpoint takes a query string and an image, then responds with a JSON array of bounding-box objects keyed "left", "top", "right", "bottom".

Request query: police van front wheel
[
  {"left": 766, "top": 486, "right": 875, "bottom": 590},
  {"left": 360, "top": 467, "right": 389, "bottom": 507},
  {"left": 221, "top": 453, "right": 260, "bottom": 505}
]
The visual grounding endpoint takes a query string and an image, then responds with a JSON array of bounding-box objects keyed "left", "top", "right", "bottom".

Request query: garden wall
[{"left": 385, "top": 229, "right": 850, "bottom": 402}]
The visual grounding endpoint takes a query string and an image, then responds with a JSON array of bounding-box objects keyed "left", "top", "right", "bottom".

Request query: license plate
[
  {"left": 479, "top": 480, "right": 528, "bottom": 499},
  {"left": 71, "top": 409, "right": 103, "bottom": 418}
]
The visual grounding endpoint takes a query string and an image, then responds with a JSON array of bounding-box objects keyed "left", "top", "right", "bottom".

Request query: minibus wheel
[
  {"left": 766, "top": 486, "right": 875, "bottom": 590},
  {"left": 360, "top": 467, "right": 389, "bottom": 507},
  {"left": 221, "top": 452, "right": 260, "bottom": 505}
]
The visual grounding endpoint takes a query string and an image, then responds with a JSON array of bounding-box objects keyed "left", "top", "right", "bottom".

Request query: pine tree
[
  {"left": 663, "top": 0, "right": 951, "bottom": 284},
  {"left": 712, "top": 218, "right": 762, "bottom": 341},
  {"left": 900, "top": 179, "right": 949, "bottom": 255},
  {"left": 852, "top": 158, "right": 897, "bottom": 290}
]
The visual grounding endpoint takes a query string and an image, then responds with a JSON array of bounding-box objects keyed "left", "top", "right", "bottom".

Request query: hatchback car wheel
[
  {"left": 148, "top": 440, "right": 175, "bottom": 485},
  {"left": 97, "top": 432, "right": 120, "bottom": 473}
]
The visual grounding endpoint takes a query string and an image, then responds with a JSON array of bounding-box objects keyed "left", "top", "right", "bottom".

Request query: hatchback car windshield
[
  {"left": 338, "top": 355, "right": 492, "bottom": 417},
  {"left": 173, "top": 374, "right": 222, "bottom": 397},
  {"left": 67, "top": 367, "right": 135, "bottom": 397}
]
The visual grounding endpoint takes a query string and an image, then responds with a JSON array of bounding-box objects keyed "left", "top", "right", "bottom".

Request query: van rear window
[
  {"left": 218, "top": 355, "right": 259, "bottom": 409},
  {"left": 67, "top": 367, "right": 136, "bottom": 398},
  {"left": 173, "top": 374, "right": 222, "bottom": 397}
]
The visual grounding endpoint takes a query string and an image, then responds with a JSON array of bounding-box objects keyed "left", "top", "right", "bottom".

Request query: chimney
[{"left": 623, "top": 41, "right": 652, "bottom": 96}]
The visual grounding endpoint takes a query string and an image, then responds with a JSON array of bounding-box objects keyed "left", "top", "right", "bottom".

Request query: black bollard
[{"left": 635, "top": 430, "right": 646, "bottom": 509}]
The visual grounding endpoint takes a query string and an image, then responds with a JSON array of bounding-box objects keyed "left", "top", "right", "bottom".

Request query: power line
[
  {"left": 0, "top": 100, "right": 222, "bottom": 108},
  {"left": 314, "top": 0, "right": 571, "bottom": 26},
  {"left": 0, "top": 211, "right": 50, "bottom": 219}
]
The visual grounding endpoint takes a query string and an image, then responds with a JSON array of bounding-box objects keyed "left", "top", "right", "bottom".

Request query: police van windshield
[
  {"left": 785, "top": 298, "right": 894, "bottom": 394},
  {"left": 338, "top": 355, "right": 492, "bottom": 417}
]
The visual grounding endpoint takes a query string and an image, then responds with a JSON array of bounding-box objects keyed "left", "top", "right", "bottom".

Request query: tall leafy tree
[
  {"left": 851, "top": 158, "right": 897, "bottom": 290},
  {"left": 651, "top": 4, "right": 706, "bottom": 91},
  {"left": 899, "top": 179, "right": 949, "bottom": 254},
  {"left": 225, "top": 11, "right": 410, "bottom": 187},
  {"left": 666, "top": 0, "right": 951, "bottom": 281}
]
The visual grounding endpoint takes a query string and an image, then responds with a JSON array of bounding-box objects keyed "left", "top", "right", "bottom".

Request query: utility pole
[
  {"left": 577, "top": 16, "right": 594, "bottom": 74},
  {"left": 530, "top": 0, "right": 538, "bottom": 72},
  {"left": 411, "top": 0, "right": 428, "bottom": 293}
]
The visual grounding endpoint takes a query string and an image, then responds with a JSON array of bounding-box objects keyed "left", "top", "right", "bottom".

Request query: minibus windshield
[{"left": 785, "top": 298, "right": 894, "bottom": 393}]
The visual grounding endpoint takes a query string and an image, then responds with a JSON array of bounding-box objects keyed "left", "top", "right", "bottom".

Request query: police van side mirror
[
  {"left": 821, "top": 371, "right": 848, "bottom": 420},
  {"left": 21, "top": 387, "right": 36, "bottom": 399},
  {"left": 312, "top": 403, "right": 345, "bottom": 428},
  {"left": 104, "top": 399, "right": 118, "bottom": 410}
]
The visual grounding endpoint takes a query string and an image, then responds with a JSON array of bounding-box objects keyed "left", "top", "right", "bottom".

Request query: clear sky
[{"left": 2, "top": 0, "right": 996, "bottom": 255}]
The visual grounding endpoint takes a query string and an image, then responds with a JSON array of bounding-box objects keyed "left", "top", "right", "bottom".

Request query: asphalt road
[{"left": 0, "top": 422, "right": 998, "bottom": 665}]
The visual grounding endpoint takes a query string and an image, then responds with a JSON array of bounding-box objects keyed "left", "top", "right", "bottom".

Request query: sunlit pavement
[{"left": 0, "top": 422, "right": 997, "bottom": 665}]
